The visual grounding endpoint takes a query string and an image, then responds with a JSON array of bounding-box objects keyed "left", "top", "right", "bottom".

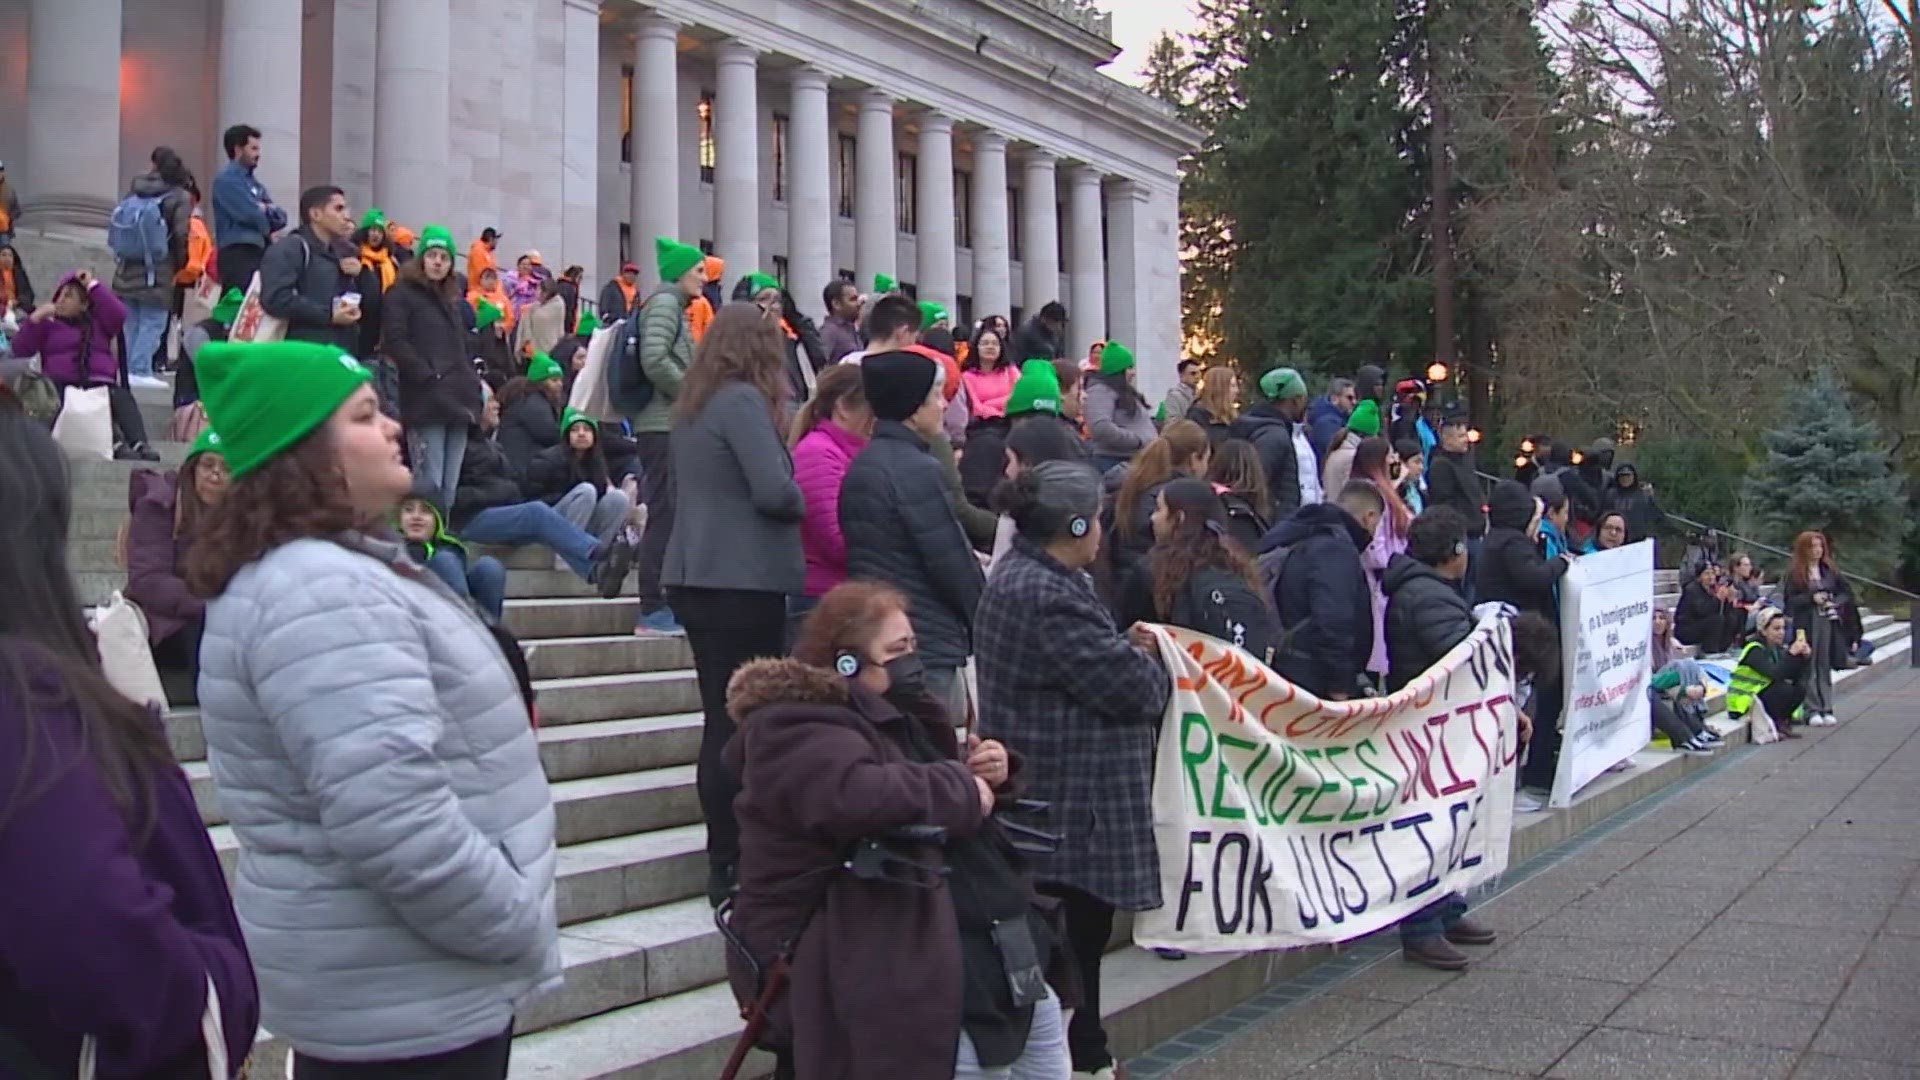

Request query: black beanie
[
  {"left": 1487, "top": 479, "right": 1536, "bottom": 531},
  {"left": 1355, "top": 364, "right": 1386, "bottom": 402},
  {"left": 862, "top": 350, "right": 940, "bottom": 422}
]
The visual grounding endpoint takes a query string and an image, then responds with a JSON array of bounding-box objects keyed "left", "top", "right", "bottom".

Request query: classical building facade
[{"left": 0, "top": 0, "right": 1197, "bottom": 389}]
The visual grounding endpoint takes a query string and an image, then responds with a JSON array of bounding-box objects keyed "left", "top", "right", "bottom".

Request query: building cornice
[{"left": 631, "top": 0, "right": 1201, "bottom": 177}]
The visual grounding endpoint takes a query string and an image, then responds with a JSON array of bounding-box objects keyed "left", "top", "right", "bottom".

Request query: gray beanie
[
  {"left": 1010, "top": 459, "right": 1103, "bottom": 542},
  {"left": 1530, "top": 474, "right": 1567, "bottom": 508}
]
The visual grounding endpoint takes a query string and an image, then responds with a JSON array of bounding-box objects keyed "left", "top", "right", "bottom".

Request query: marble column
[
  {"left": 560, "top": 0, "right": 601, "bottom": 289},
  {"left": 373, "top": 0, "right": 450, "bottom": 230},
  {"left": 713, "top": 40, "right": 761, "bottom": 276},
  {"left": 1102, "top": 179, "right": 1145, "bottom": 363},
  {"left": 219, "top": 0, "right": 302, "bottom": 207},
  {"left": 330, "top": 0, "right": 379, "bottom": 214},
  {"left": 855, "top": 89, "right": 896, "bottom": 293},
  {"left": 1020, "top": 150, "right": 1060, "bottom": 315},
  {"left": 631, "top": 15, "right": 682, "bottom": 286},
  {"left": 787, "top": 66, "right": 834, "bottom": 322},
  {"left": 969, "top": 131, "right": 1011, "bottom": 325},
  {"left": 1066, "top": 164, "right": 1107, "bottom": 359},
  {"left": 914, "top": 112, "right": 957, "bottom": 314},
  {"left": 24, "top": 0, "right": 122, "bottom": 225}
]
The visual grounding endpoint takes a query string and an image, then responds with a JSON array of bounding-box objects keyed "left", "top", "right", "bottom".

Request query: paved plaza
[{"left": 1132, "top": 666, "right": 1920, "bottom": 1080}]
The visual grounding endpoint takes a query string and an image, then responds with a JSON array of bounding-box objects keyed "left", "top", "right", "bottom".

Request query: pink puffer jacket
[{"left": 793, "top": 419, "right": 869, "bottom": 597}]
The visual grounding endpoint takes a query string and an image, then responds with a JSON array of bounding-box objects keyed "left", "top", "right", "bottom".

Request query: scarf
[
  {"left": 0, "top": 266, "right": 14, "bottom": 309},
  {"left": 360, "top": 243, "right": 396, "bottom": 291}
]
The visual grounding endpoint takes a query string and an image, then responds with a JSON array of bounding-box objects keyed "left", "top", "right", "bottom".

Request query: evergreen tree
[
  {"left": 1741, "top": 368, "right": 1905, "bottom": 577},
  {"left": 1140, "top": 31, "right": 1191, "bottom": 108}
]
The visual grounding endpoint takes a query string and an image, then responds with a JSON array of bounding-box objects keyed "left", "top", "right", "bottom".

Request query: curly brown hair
[
  {"left": 186, "top": 431, "right": 360, "bottom": 597},
  {"left": 1149, "top": 478, "right": 1266, "bottom": 620},
  {"left": 674, "top": 302, "right": 790, "bottom": 430},
  {"left": 791, "top": 580, "right": 911, "bottom": 670}
]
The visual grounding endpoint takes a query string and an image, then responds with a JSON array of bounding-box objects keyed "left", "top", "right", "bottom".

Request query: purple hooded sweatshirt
[
  {"left": 5, "top": 273, "right": 128, "bottom": 385},
  {"left": 0, "top": 647, "right": 258, "bottom": 1076}
]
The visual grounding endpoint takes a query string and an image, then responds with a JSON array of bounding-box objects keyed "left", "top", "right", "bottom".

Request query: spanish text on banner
[{"left": 1136, "top": 618, "right": 1519, "bottom": 953}]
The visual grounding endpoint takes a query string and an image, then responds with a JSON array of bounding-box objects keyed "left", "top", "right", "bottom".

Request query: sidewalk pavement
[{"left": 1141, "top": 666, "right": 1920, "bottom": 1080}]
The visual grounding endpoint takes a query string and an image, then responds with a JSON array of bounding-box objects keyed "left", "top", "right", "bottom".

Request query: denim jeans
[
  {"left": 124, "top": 299, "right": 169, "bottom": 379},
  {"left": 424, "top": 550, "right": 507, "bottom": 621},
  {"left": 553, "top": 482, "right": 631, "bottom": 541},
  {"left": 407, "top": 423, "right": 468, "bottom": 515},
  {"left": 953, "top": 991, "right": 1070, "bottom": 1080},
  {"left": 1399, "top": 892, "right": 1469, "bottom": 942},
  {"left": 460, "top": 502, "right": 599, "bottom": 580}
]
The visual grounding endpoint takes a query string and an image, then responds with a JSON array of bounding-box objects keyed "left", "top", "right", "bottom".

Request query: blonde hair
[
  {"left": 1114, "top": 419, "right": 1210, "bottom": 539},
  {"left": 1194, "top": 367, "right": 1238, "bottom": 421}
]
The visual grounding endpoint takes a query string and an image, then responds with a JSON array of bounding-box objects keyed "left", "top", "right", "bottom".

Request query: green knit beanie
[
  {"left": 187, "top": 427, "right": 222, "bottom": 462},
  {"left": 1347, "top": 398, "right": 1382, "bottom": 437},
  {"left": 210, "top": 288, "right": 245, "bottom": 327},
  {"left": 874, "top": 273, "right": 897, "bottom": 296},
  {"left": 1098, "top": 341, "right": 1135, "bottom": 376},
  {"left": 196, "top": 341, "right": 373, "bottom": 479},
  {"left": 416, "top": 224, "right": 455, "bottom": 258},
  {"left": 359, "top": 207, "right": 388, "bottom": 231},
  {"left": 746, "top": 272, "right": 781, "bottom": 296},
  {"left": 1005, "top": 359, "right": 1063, "bottom": 417},
  {"left": 656, "top": 237, "right": 705, "bottom": 285},
  {"left": 918, "top": 300, "right": 950, "bottom": 329},
  {"left": 475, "top": 298, "right": 505, "bottom": 331},
  {"left": 561, "top": 407, "right": 598, "bottom": 434},
  {"left": 576, "top": 309, "right": 601, "bottom": 336},
  {"left": 527, "top": 352, "right": 563, "bottom": 382},
  {"left": 1259, "top": 366, "right": 1307, "bottom": 401}
]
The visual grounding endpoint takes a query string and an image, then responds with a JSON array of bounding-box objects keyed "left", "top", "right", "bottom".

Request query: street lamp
[
  {"left": 1467, "top": 428, "right": 1482, "bottom": 444},
  {"left": 1426, "top": 361, "right": 1450, "bottom": 383}
]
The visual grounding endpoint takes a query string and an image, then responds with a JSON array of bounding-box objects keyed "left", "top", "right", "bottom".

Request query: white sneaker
[
  {"left": 1514, "top": 789, "right": 1549, "bottom": 813},
  {"left": 1814, "top": 713, "right": 1838, "bottom": 727},
  {"left": 129, "top": 374, "right": 168, "bottom": 389}
]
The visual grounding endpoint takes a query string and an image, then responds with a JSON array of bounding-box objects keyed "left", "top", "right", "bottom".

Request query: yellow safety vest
[{"left": 1725, "top": 641, "right": 1773, "bottom": 718}]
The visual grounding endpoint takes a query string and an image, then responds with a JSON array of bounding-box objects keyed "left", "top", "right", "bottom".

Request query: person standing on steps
[
  {"left": 186, "top": 339, "right": 559, "bottom": 1079},
  {"left": 382, "top": 224, "right": 479, "bottom": 514},
  {"left": 819, "top": 277, "right": 865, "bottom": 363},
  {"left": 211, "top": 124, "right": 284, "bottom": 293},
  {"left": 630, "top": 237, "right": 708, "bottom": 636},
  {"left": 1784, "top": 531, "right": 1849, "bottom": 727},
  {"left": 0, "top": 415, "right": 260, "bottom": 1078},
  {"left": 661, "top": 303, "right": 805, "bottom": 906},
  {"left": 110, "top": 146, "right": 194, "bottom": 389},
  {"left": 597, "top": 261, "right": 641, "bottom": 323},
  {"left": 1228, "top": 366, "right": 1319, "bottom": 521},
  {"left": 260, "top": 185, "right": 359, "bottom": 352}
]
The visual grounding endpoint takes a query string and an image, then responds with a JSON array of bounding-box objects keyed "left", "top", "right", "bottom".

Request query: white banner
[
  {"left": 1136, "top": 618, "right": 1519, "bottom": 953},
  {"left": 1550, "top": 540, "right": 1655, "bottom": 807}
]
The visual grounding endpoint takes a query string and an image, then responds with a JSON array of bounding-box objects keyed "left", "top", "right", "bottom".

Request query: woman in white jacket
[{"left": 185, "top": 339, "right": 560, "bottom": 1079}]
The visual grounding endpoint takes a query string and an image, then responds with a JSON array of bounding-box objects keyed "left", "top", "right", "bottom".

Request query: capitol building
[{"left": 0, "top": 0, "right": 1197, "bottom": 389}]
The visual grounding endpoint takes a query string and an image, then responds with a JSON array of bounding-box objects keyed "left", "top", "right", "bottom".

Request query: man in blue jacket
[{"left": 211, "top": 124, "right": 285, "bottom": 293}]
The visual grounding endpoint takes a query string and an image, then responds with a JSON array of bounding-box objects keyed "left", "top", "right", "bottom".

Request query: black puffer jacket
[
  {"left": 1258, "top": 502, "right": 1374, "bottom": 698},
  {"left": 1426, "top": 447, "right": 1486, "bottom": 537},
  {"left": 1100, "top": 472, "right": 1168, "bottom": 593},
  {"left": 1229, "top": 405, "right": 1306, "bottom": 519},
  {"left": 382, "top": 277, "right": 483, "bottom": 426},
  {"left": 526, "top": 442, "right": 610, "bottom": 504},
  {"left": 449, "top": 432, "right": 526, "bottom": 531},
  {"left": 840, "top": 421, "right": 987, "bottom": 669},
  {"left": 498, "top": 388, "right": 563, "bottom": 476},
  {"left": 1603, "top": 465, "right": 1664, "bottom": 542},
  {"left": 1477, "top": 479, "right": 1567, "bottom": 619},
  {"left": 1382, "top": 554, "right": 1476, "bottom": 691}
]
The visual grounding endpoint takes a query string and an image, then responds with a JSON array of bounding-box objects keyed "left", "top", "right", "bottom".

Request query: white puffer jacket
[{"left": 197, "top": 533, "right": 560, "bottom": 1062}]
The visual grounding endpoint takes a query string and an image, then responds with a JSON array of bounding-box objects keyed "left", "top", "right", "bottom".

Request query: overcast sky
[{"left": 1100, "top": 0, "right": 1200, "bottom": 85}]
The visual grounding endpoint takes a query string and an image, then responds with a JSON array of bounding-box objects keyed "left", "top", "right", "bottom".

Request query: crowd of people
[{"left": 0, "top": 123, "right": 1877, "bottom": 1080}]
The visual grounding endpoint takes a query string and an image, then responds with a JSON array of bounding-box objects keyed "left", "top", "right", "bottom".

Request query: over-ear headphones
[
  {"left": 1069, "top": 515, "right": 1089, "bottom": 538},
  {"left": 835, "top": 651, "right": 861, "bottom": 678}
]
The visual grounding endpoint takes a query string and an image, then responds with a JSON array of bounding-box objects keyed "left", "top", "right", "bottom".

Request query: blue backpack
[
  {"left": 609, "top": 311, "right": 656, "bottom": 415},
  {"left": 108, "top": 193, "right": 170, "bottom": 287}
]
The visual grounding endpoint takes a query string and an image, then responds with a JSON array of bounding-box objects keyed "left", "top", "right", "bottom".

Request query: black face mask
[{"left": 883, "top": 653, "right": 927, "bottom": 699}]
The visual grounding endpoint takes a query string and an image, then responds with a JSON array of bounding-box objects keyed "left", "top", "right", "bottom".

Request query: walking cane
[{"left": 718, "top": 953, "right": 791, "bottom": 1080}]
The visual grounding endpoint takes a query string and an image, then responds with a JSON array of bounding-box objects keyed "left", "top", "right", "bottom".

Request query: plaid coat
[{"left": 975, "top": 538, "right": 1172, "bottom": 911}]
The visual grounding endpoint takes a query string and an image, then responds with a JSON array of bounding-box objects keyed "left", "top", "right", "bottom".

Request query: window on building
[
  {"left": 619, "top": 223, "right": 633, "bottom": 266},
  {"left": 897, "top": 153, "right": 918, "bottom": 234},
  {"left": 772, "top": 112, "right": 789, "bottom": 203},
  {"left": 698, "top": 90, "right": 716, "bottom": 184},
  {"left": 954, "top": 171, "right": 972, "bottom": 248},
  {"left": 772, "top": 255, "right": 789, "bottom": 285},
  {"left": 1056, "top": 201, "right": 1065, "bottom": 262},
  {"left": 957, "top": 294, "right": 973, "bottom": 328},
  {"left": 1010, "top": 304, "right": 1024, "bottom": 330},
  {"left": 901, "top": 281, "right": 918, "bottom": 299},
  {"left": 837, "top": 135, "right": 857, "bottom": 218},
  {"left": 839, "top": 268, "right": 856, "bottom": 284},
  {"left": 1009, "top": 187, "right": 1023, "bottom": 260},
  {"left": 699, "top": 238, "right": 715, "bottom": 255},
  {"left": 620, "top": 66, "right": 634, "bottom": 164}
]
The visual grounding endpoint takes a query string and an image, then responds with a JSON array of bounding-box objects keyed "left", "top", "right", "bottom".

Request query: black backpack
[
  {"left": 609, "top": 313, "right": 656, "bottom": 415},
  {"left": 1172, "top": 566, "right": 1282, "bottom": 668}
]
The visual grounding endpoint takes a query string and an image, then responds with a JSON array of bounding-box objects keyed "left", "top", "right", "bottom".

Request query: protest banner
[
  {"left": 1134, "top": 617, "right": 1519, "bottom": 953},
  {"left": 1549, "top": 540, "right": 1655, "bottom": 808}
]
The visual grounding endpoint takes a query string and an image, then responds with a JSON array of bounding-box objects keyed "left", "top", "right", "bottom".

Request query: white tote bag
[
  {"left": 78, "top": 974, "right": 228, "bottom": 1079},
  {"left": 88, "top": 592, "right": 168, "bottom": 710},
  {"left": 228, "top": 271, "right": 287, "bottom": 344},
  {"left": 50, "top": 385, "right": 114, "bottom": 461},
  {"left": 566, "top": 320, "right": 623, "bottom": 422}
]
